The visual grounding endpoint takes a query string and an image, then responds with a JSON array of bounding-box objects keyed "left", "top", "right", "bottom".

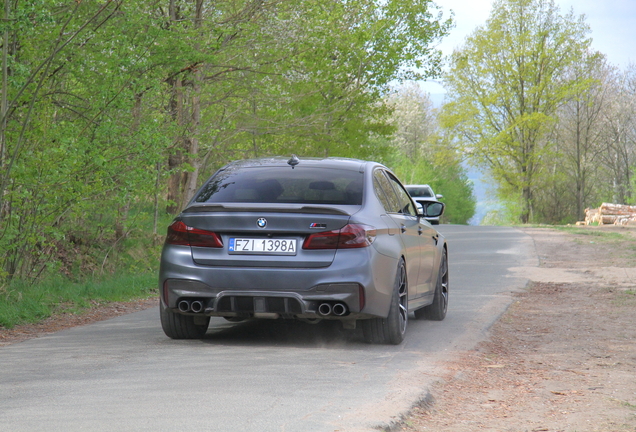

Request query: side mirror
[
  {"left": 424, "top": 202, "right": 445, "bottom": 218},
  {"left": 418, "top": 201, "right": 445, "bottom": 222}
]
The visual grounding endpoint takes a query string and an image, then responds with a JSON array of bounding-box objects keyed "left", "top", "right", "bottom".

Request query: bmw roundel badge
[{"left": 257, "top": 218, "right": 267, "bottom": 228}]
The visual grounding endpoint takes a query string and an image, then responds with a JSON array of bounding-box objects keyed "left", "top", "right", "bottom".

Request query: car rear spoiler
[{"left": 183, "top": 203, "right": 352, "bottom": 216}]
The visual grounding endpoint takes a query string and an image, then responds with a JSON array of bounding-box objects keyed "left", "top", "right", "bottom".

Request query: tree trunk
[
  {"left": 1, "top": 0, "right": 8, "bottom": 170},
  {"left": 521, "top": 185, "right": 532, "bottom": 224},
  {"left": 181, "top": 3, "right": 203, "bottom": 208},
  {"left": 167, "top": 0, "right": 204, "bottom": 213},
  {"left": 166, "top": 77, "right": 185, "bottom": 214}
]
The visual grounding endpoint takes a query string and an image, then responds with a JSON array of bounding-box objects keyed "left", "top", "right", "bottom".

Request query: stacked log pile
[{"left": 583, "top": 203, "right": 636, "bottom": 225}]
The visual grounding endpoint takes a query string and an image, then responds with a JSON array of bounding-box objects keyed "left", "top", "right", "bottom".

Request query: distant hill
[{"left": 464, "top": 165, "right": 501, "bottom": 226}]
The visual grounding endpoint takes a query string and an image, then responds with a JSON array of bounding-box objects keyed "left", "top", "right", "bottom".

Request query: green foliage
[
  {"left": 1, "top": 1, "right": 172, "bottom": 281},
  {"left": 388, "top": 152, "right": 476, "bottom": 224},
  {"left": 479, "top": 197, "right": 524, "bottom": 225},
  {"left": 440, "top": 0, "right": 592, "bottom": 223},
  {"left": 194, "top": 0, "right": 453, "bottom": 165}
]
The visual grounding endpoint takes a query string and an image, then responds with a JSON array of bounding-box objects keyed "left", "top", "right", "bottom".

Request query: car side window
[
  {"left": 385, "top": 173, "right": 417, "bottom": 217},
  {"left": 373, "top": 169, "right": 400, "bottom": 212}
]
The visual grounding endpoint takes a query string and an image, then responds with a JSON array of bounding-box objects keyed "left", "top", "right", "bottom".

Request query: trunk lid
[{"left": 180, "top": 204, "right": 355, "bottom": 268}]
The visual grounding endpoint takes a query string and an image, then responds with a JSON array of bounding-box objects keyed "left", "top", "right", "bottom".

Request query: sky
[{"left": 421, "top": 0, "right": 636, "bottom": 93}]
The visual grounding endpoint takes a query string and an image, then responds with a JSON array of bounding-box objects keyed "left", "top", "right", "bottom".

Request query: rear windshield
[
  {"left": 406, "top": 186, "right": 433, "bottom": 197},
  {"left": 194, "top": 166, "right": 364, "bottom": 205}
]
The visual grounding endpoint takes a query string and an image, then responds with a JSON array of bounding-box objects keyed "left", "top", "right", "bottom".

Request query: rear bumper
[
  {"left": 162, "top": 280, "right": 368, "bottom": 319},
  {"left": 159, "top": 245, "right": 398, "bottom": 319}
]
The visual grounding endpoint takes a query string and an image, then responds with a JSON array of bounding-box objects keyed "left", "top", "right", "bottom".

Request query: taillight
[
  {"left": 302, "top": 224, "right": 376, "bottom": 250},
  {"left": 165, "top": 220, "right": 223, "bottom": 248}
]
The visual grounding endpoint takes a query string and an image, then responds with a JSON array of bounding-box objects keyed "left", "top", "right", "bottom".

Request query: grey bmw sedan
[{"left": 159, "top": 156, "right": 448, "bottom": 344}]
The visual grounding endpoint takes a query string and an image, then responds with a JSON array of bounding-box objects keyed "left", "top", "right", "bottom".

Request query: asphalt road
[{"left": 0, "top": 225, "right": 537, "bottom": 432}]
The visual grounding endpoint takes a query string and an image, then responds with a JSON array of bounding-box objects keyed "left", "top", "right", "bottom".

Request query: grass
[
  {"left": 610, "top": 398, "right": 636, "bottom": 410},
  {"left": 520, "top": 223, "right": 636, "bottom": 246},
  {"left": 611, "top": 289, "right": 636, "bottom": 307},
  {"left": 0, "top": 272, "right": 158, "bottom": 329},
  {"left": 550, "top": 226, "right": 630, "bottom": 241},
  {"left": 0, "top": 202, "right": 171, "bottom": 330}
]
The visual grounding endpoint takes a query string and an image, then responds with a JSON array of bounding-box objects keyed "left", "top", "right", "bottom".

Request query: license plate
[{"left": 228, "top": 238, "right": 297, "bottom": 255}]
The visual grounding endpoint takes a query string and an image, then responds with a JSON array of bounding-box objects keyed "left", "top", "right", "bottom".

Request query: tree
[
  {"left": 155, "top": 0, "right": 453, "bottom": 211},
  {"left": 384, "top": 83, "right": 476, "bottom": 224},
  {"left": 598, "top": 66, "right": 636, "bottom": 205},
  {"left": 440, "top": 0, "right": 592, "bottom": 223},
  {"left": 539, "top": 53, "right": 612, "bottom": 222},
  {"left": 0, "top": 1, "right": 167, "bottom": 280},
  {"left": 528, "top": 53, "right": 614, "bottom": 224},
  {"left": 385, "top": 82, "right": 436, "bottom": 160}
]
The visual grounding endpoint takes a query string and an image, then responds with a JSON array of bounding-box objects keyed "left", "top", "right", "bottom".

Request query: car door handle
[
  {"left": 418, "top": 227, "right": 423, "bottom": 235},
  {"left": 400, "top": 224, "right": 406, "bottom": 233}
]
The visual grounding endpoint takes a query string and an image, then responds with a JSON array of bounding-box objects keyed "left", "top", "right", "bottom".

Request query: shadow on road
[{"left": 199, "top": 318, "right": 367, "bottom": 348}]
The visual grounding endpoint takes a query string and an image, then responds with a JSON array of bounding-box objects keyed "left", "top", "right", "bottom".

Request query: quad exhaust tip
[
  {"left": 178, "top": 299, "right": 205, "bottom": 313},
  {"left": 318, "top": 303, "right": 332, "bottom": 316},
  {"left": 318, "top": 302, "right": 348, "bottom": 316},
  {"left": 178, "top": 300, "right": 191, "bottom": 313},
  {"left": 332, "top": 303, "right": 347, "bottom": 316},
  {"left": 190, "top": 301, "right": 204, "bottom": 313}
]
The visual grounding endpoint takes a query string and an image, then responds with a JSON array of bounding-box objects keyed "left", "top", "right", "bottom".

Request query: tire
[
  {"left": 160, "top": 301, "right": 210, "bottom": 339},
  {"left": 414, "top": 248, "right": 448, "bottom": 321},
  {"left": 362, "top": 259, "right": 408, "bottom": 345}
]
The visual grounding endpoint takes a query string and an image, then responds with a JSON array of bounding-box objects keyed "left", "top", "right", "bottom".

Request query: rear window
[
  {"left": 406, "top": 186, "right": 433, "bottom": 197},
  {"left": 194, "top": 167, "right": 364, "bottom": 205}
]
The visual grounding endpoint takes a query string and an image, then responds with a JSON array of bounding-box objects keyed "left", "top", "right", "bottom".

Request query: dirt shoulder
[{"left": 396, "top": 225, "right": 636, "bottom": 432}]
